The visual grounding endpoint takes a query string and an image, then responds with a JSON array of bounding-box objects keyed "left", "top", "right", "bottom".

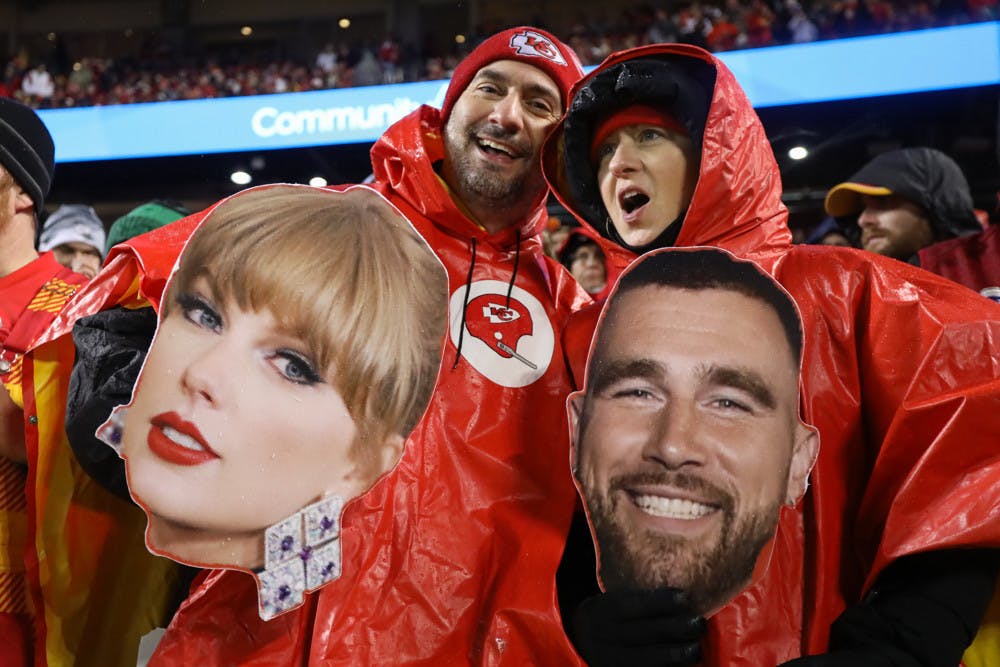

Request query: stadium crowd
[
  {"left": 1, "top": 0, "right": 996, "bottom": 109},
  {"left": 0, "top": 10, "right": 997, "bottom": 667}
]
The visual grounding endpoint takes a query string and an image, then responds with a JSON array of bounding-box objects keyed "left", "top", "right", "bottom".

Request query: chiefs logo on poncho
[{"left": 466, "top": 294, "right": 537, "bottom": 369}]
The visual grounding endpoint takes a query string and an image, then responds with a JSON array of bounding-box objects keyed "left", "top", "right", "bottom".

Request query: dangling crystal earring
[
  {"left": 257, "top": 495, "right": 345, "bottom": 621},
  {"left": 96, "top": 405, "right": 129, "bottom": 453}
]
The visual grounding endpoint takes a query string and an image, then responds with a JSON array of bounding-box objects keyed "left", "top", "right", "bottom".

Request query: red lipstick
[{"left": 147, "top": 411, "right": 219, "bottom": 466}]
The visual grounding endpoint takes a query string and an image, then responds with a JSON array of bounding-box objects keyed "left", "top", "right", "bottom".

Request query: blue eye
[
  {"left": 177, "top": 293, "right": 223, "bottom": 333},
  {"left": 597, "top": 142, "right": 616, "bottom": 162},
  {"left": 272, "top": 350, "right": 323, "bottom": 386},
  {"left": 639, "top": 128, "right": 666, "bottom": 142}
]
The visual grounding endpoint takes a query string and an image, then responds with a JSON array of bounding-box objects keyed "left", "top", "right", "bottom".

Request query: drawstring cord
[
  {"left": 505, "top": 229, "right": 521, "bottom": 307},
  {"left": 453, "top": 237, "right": 478, "bottom": 369}
]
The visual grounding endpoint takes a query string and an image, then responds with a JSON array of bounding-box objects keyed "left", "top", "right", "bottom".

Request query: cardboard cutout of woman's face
[{"left": 100, "top": 184, "right": 448, "bottom": 620}]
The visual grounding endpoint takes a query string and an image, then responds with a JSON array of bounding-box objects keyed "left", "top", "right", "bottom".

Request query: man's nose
[
  {"left": 857, "top": 206, "right": 879, "bottom": 229},
  {"left": 488, "top": 93, "right": 525, "bottom": 132},
  {"left": 642, "top": 400, "right": 707, "bottom": 470}
]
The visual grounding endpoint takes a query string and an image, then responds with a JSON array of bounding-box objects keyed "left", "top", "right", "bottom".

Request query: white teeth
[
  {"left": 634, "top": 495, "right": 714, "bottom": 519},
  {"left": 479, "top": 138, "right": 513, "bottom": 156},
  {"left": 161, "top": 425, "right": 204, "bottom": 452}
]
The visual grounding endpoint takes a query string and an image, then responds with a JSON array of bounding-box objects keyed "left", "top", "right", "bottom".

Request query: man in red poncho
[
  {"left": 0, "top": 97, "right": 91, "bottom": 667},
  {"left": 542, "top": 43, "right": 1000, "bottom": 665},
  {"left": 44, "top": 26, "right": 593, "bottom": 666}
]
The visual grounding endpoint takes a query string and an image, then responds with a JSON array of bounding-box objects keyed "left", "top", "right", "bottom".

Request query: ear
[
  {"left": 568, "top": 391, "right": 585, "bottom": 478},
  {"left": 11, "top": 186, "right": 33, "bottom": 216},
  {"left": 785, "top": 423, "right": 819, "bottom": 506}
]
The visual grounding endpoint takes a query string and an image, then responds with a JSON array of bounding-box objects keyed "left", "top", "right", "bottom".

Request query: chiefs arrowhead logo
[
  {"left": 467, "top": 295, "right": 535, "bottom": 367},
  {"left": 450, "top": 281, "right": 554, "bottom": 388},
  {"left": 481, "top": 301, "right": 521, "bottom": 324},
  {"left": 508, "top": 30, "right": 568, "bottom": 66}
]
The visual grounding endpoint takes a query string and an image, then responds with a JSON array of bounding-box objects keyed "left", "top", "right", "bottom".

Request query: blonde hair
[{"left": 163, "top": 185, "right": 447, "bottom": 468}]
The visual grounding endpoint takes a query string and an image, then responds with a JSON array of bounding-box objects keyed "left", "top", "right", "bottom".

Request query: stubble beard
[
  {"left": 585, "top": 471, "right": 781, "bottom": 615},
  {"left": 443, "top": 121, "right": 543, "bottom": 210}
]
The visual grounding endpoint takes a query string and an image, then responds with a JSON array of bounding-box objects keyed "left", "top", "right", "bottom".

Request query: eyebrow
[
  {"left": 588, "top": 357, "right": 780, "bottom": 410},
  {"left": 474, "top": 67, "right": 561, "bottom": 106},
  {"left": 698, "top": 364, "right": 777, "bottom": 410},
  {"left": 589, "top": 357, "right": 665, "bottom": 395}
]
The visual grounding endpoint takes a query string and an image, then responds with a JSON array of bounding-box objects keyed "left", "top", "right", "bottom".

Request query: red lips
[{"left": 147, "top": 411, "right": 220, "bottom": 466}]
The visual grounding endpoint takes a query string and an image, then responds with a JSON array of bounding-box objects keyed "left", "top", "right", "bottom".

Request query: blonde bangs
[{"left": 164, "top": 185, "right": 447, "bottom": 457}]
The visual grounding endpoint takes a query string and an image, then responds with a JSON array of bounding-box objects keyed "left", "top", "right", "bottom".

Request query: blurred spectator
[
  {"left": 788, "top": 1, "right": 821, "bottom": 41},
  {"left": 105, "top": 199, "right": 190, "bottom": 252},
  {"left": 558, "top": 230, "right": 608, "bottom": 295},
  {"left": 20, "top": 64, "right": 54, "bottom": 101},
  {"left": 647, "top": 7, "right": 681, "bottom": 43},
  {"left": 543, "top": 216, "right": 573, "bottom": 259},
  {"left": 707, "top": 13, "right": 744, "bottom": 51},
  {"left": 353, "top": 48, "right": 383, "bottom": 87},
  {"left": 745, "top": 0, "right": 777, "bottom": 45},
  {"left": 378, "top": 35, "right": 402, "bottom": 84},
  {"left": 0, "top": 96, "right": 86, "bottom": 667},
  {"left": 825, "top": 147, "right": 982, "bottom": 262},
  {"left": 805, "top": 216, "right": 854, "bottom": 246},
  {"left": 316, "top": 43, "right": 338, "bottom": 74},
  {"left": 825, "top": 147, "right": 1000, "bottom": 296},
  {"left": 38, "top": 204, "right": 105, "bottom": 279}
]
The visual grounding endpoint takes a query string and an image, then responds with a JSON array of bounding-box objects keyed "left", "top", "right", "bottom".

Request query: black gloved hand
[
  {"left": 66, "top": 305, "right": 157, "bottom": 500},
  {"left": 570, "top": 588, "right": 706, "bottom": 667},
  {"left": 778, "top": 549, "right": 1000, "bottom": 667}
]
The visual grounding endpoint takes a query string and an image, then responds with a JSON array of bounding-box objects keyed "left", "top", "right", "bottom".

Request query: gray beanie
[
  {"left": 0, "top": 98, "right": 55, "bottom": 213},
  {"left": 39, "top": 204, "right": 106, "bottom": 258}
]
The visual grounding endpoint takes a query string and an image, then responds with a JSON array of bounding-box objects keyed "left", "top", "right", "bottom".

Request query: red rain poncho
[
  {"left": 52, "top": 126, "right": 591, "bottom": 662},
  {"left": 543, "top": 43, "right": 1000, "bottom": 664}
]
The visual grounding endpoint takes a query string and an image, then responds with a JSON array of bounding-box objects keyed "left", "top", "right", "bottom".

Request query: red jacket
[
  {"left": 544, "top": 43, "right": 1000, "bottom": 664},
  {"left": 88, "top": 114, "right": 590, "bottom": 664},
  {"left": 918, "top": 223, "right": 1000, "bottom": 298},
  {"left": 0, "top": 253, "right": 87, "bottom": 667}
]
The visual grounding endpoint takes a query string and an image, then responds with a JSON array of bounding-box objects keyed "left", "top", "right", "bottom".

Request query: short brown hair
[{"left": 163, "top": 185, "right": 447, "bottom": 467}]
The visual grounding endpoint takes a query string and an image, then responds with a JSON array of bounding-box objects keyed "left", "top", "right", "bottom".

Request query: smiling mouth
[
  {"left": 632, "top": 493, "right": 717, "bottom": 520},
  {"left": 147, "top": 412, "right": 219, "bottom": 466},
  {"left": 160, "top": 425, "right": 205, "bottom": 452},
  {"left": 477, "top": 137, "right": 520, "bottom": 159}
]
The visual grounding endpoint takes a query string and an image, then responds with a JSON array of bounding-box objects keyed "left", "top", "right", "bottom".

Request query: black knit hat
[
  {"left": 0, "top": 98, "right": 55, "bottom": 213},
  {"left": 561, "top": 56, "right": 715, "bottom": 240}
]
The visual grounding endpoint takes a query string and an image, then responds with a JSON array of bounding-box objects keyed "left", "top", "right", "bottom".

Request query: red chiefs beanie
[{"left": 440, "top": 26, "right": 584, "bottom": 123}]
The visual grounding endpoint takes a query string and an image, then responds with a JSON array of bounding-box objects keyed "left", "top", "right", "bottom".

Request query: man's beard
[
  {"left": 585, "top": 470, "right": 781, "bottom": 615},
  {"left": 443, "top": 121, "right": 542, "bottom": 207}
]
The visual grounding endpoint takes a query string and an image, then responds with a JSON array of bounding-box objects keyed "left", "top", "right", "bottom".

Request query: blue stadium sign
[{"left": 41, "top": 21, "right": 1000, "bottom": 163}]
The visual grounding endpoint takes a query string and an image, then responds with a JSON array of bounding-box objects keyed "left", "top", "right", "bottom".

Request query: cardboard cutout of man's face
[
  {"left": 98, "top": 185, "right": 448, "bottom": 620},
  {"left": 570, "top": 247, "right": 817, "bottom": 617}
]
